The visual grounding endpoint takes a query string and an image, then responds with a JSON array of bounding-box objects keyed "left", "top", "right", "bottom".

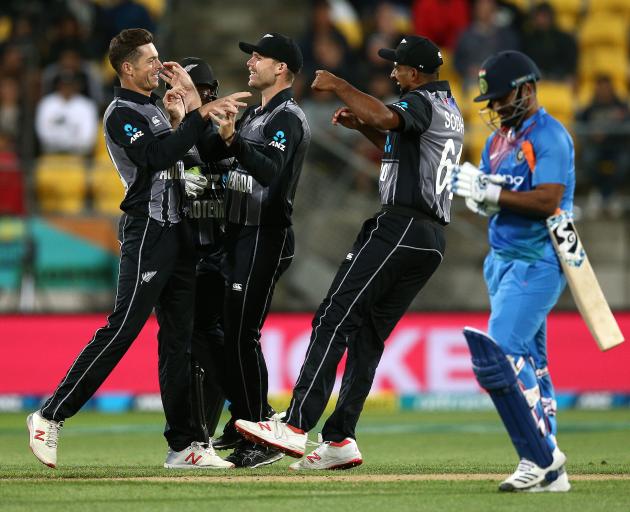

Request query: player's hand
[
  {"left": 465, "top": 197, "right": 500, "bottom": 217},
  {"left": 210, "top": 111, "right": 237, "bottom": 145},
  {"left": 332, "top": 107, "right": 361, "bottom": 130},
  {"left": 449, "top": 162, "right": 504, "bottom": 205},
  {"left": 160, "top": 61, "right": 202, "bottom": 110},
  {"left": 163, "top": 87, "right": 186, "bottom": 122},
  {"left": 184, "top": 170, "right": 208, "bottom": 198},
  {"left": 200, "top": 92, "right": 251, "bottom": 120},
  {"left": 311, "top": 70, "right": 342, "bottom": 92}
]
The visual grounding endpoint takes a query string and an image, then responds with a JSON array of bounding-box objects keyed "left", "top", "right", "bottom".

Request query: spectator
[
  {"left": 0, "top": 77, "right": 21, "bottom": 140},
  {"left": 0, "top": 130, "right": 24, "bottom": 215},
  {"left": 96, "top": 0, "right": 156, "bottom": 47},
  {"left": 454, "top": 0, "right": 520, "bottom": 90},
  {"left": 577, "top": 75, "right": 630, "bottom": 219},
  {"left": 412, "top": 0, "right": 470, "bottom": 51},
  {"left": 35, "top": 70, "right": 98, "bottom": 155},
  {"left": 43, "top": 12, "right": 88, "bottom": 65},
  {"left": 41, "top": 47, "right": 104, "bottom": 106},
  {"left": 522, "top": 2, "right": 577, "bottom": 82},
  {"left": 300, "top": 0, "right": 352, "bottom": 78}
]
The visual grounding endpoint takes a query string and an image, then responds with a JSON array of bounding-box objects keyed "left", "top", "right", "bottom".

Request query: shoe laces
[
  {"left": 516, "top": 459, "right": 536, "bottom": 472},
  {"left": 190, "top": 440, "right": 214, "bottom": 455},
  {"left": 45, "top": 419, "right": 63, "bottom": 449}
]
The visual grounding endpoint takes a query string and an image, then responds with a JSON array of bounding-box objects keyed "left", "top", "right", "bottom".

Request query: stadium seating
[
  {"left": 587, "top": 0, "right": 630, "bottom": 19},
  {"left": 579, "top": 14, "right": 627, "bottom": 50},
  {"left": 91, "top": 161, "right": 125, "bottom": 216},
  {"left": 537, "top": 81, "right": 574, "bottom": 127},
  {"left": 536, "top": 0, "right": 584, "bottom": 31},
  {"left": 35, "top": 155, "right": 87, "bottom": 214}
]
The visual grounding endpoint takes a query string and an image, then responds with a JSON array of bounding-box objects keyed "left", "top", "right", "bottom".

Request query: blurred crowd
[
  {"left": 296, "top": 0, "right": 630, "bottom": 218},
  {"left": 0, "top": 0, "right": 629, "bottom": 219}
]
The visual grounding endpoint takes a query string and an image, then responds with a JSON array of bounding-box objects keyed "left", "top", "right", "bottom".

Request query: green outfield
[{"left": 2, "top": 409, "right": 630, "bottom": 511}]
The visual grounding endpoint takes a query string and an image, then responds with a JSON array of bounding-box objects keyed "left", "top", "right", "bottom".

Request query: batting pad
[{"left": 463, "top": 327, "right": 554, "bottom": 468}]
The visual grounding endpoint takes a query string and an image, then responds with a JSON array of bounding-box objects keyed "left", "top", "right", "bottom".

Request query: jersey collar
[
  {"left": 258, "top": 87, "right": 294, "bottom": 114},
  {"left": 408, "top": 80, "right": 451, "bottom": 96},
  {"left": 115, "top": 86, "right": 160, "bottom": 105}
]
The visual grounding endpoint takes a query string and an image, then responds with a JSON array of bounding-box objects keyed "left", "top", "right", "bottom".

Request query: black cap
[
  {"left": 474, "top": 51, "right": 541, "bottom": 102},
  {"left": 378, "top": 36, "right": 443, "bottom": 72},
  {"left": 239, "top": 33, "right": 303, "bottom": 73},
  {"left": 179, "top": 57, "right": 217, "bottom": 88}
]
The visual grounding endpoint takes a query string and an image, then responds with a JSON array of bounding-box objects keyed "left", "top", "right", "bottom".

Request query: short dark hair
[{"left": 108, "top": 28, "right": 154, "bottom": 75}]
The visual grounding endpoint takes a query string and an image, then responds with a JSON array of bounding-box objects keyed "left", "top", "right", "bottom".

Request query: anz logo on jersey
[
  {"left": 392, "top": 101, "right": 408, "bottom": 111},
  {"left": 269, "top": 130, "right": 287, "bottom": 151},
  {"left": 124, "top": 123, "right": 144, "bottom": 143}
]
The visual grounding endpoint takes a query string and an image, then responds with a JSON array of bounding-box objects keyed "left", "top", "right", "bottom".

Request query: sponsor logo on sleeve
[
  {"left": 392, "top": 101, "right": 408, "bottom": 111},
  {"left": 124, "top": 123, "right": 144, "bottom": 143},
  {"left": 269, "top": 130, "right": 287, "bottom": 151}
]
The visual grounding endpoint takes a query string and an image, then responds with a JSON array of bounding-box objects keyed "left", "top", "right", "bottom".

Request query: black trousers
[
  {"left": 223, "top": 223, "right": 294, "bottom": 421},
  {"left": 190, "top": 253, "right": 228, "bottom": 438},
  {"left": 41, "top": 214, "right": 197, "bottom": 451},
  {"left": 285, "top": 210, "right": 445, "bottom": 441}
]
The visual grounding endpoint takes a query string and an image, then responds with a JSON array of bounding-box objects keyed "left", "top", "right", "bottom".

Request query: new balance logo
[
  {"left": 258, "top": 422, "right": 271, "bottom": 431},
  {"left": 232, "top": 283, "right": 243, "bottom": 292},
  {"left": 185, "top": 452, "right": 202, "bottom": 465},
  {"left": 34, "top": 430, "right": 46, "bottom": 441},
  {"left": 306, "top": 452, "right": 321, "bottom": 463},
  {"left": 142, "top": 271, "right": 157, "bottom": 283}
]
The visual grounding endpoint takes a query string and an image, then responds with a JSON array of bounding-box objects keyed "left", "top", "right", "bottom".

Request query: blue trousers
[{"left": 484, "top": 251, "right": 566, "bottom": 446}]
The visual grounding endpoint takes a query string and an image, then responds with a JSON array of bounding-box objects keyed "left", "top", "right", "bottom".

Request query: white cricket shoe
[
  {"left": 525, "top": 466, "right": 571, "bottom": 493},
  {"left": 27, "top": 411, "right": 63, "bottom": 468},
  {"left": 164, "top": 441, "right": 235, "bottom": 469},
  {"left": 289, "top": 437, "right": 363, "bottom": 470},
  {"left": 235, "top": 418, "right": 307, "bottom": 458},
  {"left": 499, "top": 447, "right": 567, "bottom": 491}
]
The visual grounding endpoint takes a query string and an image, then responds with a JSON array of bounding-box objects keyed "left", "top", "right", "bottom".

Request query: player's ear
[{"left": 121, "top": 60, "right": 134, "bottom": 77}]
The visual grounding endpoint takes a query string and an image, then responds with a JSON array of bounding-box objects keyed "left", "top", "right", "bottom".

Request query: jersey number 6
[{"left": 435, "top": 138, "right": 463, "bottom": 196}]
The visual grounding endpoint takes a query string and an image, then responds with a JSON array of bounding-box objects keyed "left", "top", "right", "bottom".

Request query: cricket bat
[{"left": 547, "top": 211, "right": 624, "bottom": 351}]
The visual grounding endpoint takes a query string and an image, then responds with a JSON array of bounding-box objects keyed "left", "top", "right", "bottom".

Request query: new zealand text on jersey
[
  {"left": 227, "top": 170, "right": 253, "bottom": 194},
  {"left": 188, "top": 199, "right": 225, "bottom": 219},
  {"left": 159, "top": 162, "right": 184, "bottom": 180}
]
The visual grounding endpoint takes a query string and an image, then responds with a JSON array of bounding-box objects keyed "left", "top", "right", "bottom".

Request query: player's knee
[{"left": 472, "top": 360, "right": 516, "bottom": 391}]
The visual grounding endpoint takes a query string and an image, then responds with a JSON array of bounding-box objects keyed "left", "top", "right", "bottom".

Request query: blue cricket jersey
[{"left": 479, "top": 108, "right": 575, "bottom": 263}]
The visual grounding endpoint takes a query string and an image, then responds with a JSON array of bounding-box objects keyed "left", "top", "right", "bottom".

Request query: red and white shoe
[
  {"left": 27, "top": 411, "right": 63, "bottom": 468},
  {"left": 235, "top": 418, "right": 307, "bottom": 458},
  {"left": 164, "top": 441, "right": 235, "bottom": 469},
  {"left": 289, "top": 438, "right": 363, "bottom": 470}
]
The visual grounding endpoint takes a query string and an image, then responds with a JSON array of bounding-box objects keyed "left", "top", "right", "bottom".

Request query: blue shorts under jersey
[{"left": 479, "top": 108, "right": 576, "bottom": 264}]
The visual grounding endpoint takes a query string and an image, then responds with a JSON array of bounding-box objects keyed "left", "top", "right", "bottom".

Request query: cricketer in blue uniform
[{"left": 450, "top": 51, "right": 574, "bottom": 492}]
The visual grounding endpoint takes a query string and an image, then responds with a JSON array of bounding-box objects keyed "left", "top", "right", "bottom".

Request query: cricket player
[
  {"left": 167, "top": 57, "right": 231, "bottom": 446},
  {"left": 209, "top": 33, "right": 311, "bottom": 468},
  {"left": 449, "top": 51, "right": 574, "bottom": 492},
  {"left": 26, "top": 29, "right": 247, "bottom": 469},
  {"left": 233, "top": 36, "right": 463, "bottom": 470}
]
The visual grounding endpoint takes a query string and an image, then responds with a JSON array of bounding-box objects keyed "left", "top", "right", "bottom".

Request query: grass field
[{"left": 2, "top": 409, "right": 630, "bottom": 511}]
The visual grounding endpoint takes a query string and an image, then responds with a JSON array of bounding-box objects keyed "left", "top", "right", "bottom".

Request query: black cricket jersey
[
  {"left": 380, "top": 81, "right": 464, "bottom": 225},
  {"left": 103, "top": 87, "right": 208, "bottom": 224},
  {"left": 223, "top": 87, "right": 310, "bottom": 226},
  {"left": 183, "top": 124, "right": 232, "bottom": 251}
]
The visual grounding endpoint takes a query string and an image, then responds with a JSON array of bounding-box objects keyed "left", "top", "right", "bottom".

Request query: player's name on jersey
[
  {"left": 227, "top": 170, "right": 253, "bottom": 194},
  {"left": 187, "top": 198, "right": 224, "bottom": 219}
]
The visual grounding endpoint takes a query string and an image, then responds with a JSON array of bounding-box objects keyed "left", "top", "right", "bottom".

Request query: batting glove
[
  {"left": 465, "top": 197, "right": 500, "bottom": 217},
  {"left": 449, "top": 162, "right": 505, "bottom": 205},
  {"left": 184, "top": 171, "right": 208, "bottom": 199}
]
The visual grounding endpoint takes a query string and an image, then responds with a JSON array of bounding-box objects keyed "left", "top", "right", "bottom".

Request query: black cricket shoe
[
  {"left": 225, "top": 440, "right": 285, "bottom": 468},
  {"left": 212, "top": 417, "right": 241, "bottom": 451}
]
